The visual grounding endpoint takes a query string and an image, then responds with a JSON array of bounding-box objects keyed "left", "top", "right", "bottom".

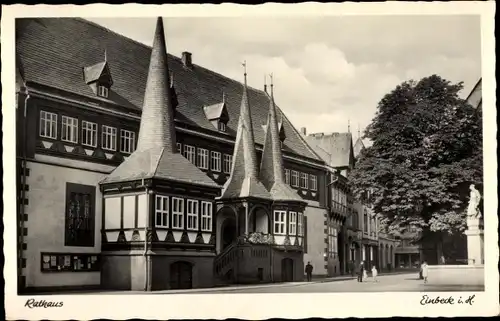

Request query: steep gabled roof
[
  {"left": 305, "top": 132, "right": 354, "bottom": 169},
  {"left": 100, "top": 17, "right": 218, "bottom": 189},
  {"left": 466, "top": 78, "right": 482, "bottom": 110},
  {"left": 15, "top": 17, "right": 321, "bottom": 162}
]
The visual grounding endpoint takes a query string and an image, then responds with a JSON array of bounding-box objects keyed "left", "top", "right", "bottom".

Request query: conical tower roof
[{"left": 100, "top": 17, "right": 218, "bottom": 189}]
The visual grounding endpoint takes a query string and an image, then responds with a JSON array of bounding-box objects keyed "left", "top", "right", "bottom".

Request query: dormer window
[
  {"left": 218, "top": 121, "right": 226, "bottom": 132},
  {"left": 203, "top": 93, "right": 230, "bottom": 133},
  {"left": 98, "top": 85, "right": 109, "bottom": 98}
]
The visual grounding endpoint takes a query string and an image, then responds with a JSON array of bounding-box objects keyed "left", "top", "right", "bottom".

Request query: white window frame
[
  {"left": 298, "top": 213, "right": 304, "bottom": 236},
  {"left": 285, "top": 169, "right": 290, "bottom": 185},
  {"left": 223, "top": 154, "right": 232, "bottom": 174},
  {"left": 183, "top": 145, "right": 196, "bottom": 164},
  {"left": 155, "top": 195, "right": 169, "bottom": 228},
  {"left": 98, "top": 85, "right": 109, "bottom": 98},
  {"left": 197, "top": 148, "right": 209, "bottom": 169},
  {"left": 39, "top": 110, "right": 58, "bottom": 139},
  {"left": 172, "top": 197, "right": 184, "bottom": 229},
  {"left": 201, "top": 201, "right": 213, "bottom": 232},
  {"left": 300, "top": 172, "right": 309, "bottom": 189},
  {"left": 186, "top": 199, "right": 199, "bottom": 231},
  {"left": 81, "top": 120, "right": 98, "bottom": 147},
  {"left": 218, "top": 121, "right": 226, "bottom": 132},
  {"left": 291, "top": 170, "right": 299, "bottom": 187},
  {"left": 289, "top": 211, "right": 297, "bottom": 236},
  {"left": 61, "top": 115, "right": 78, "bottom": 143},
  {"left": 120, "top": 129, "right": 136, "bottom": 154},
  {"left": 310, "top": 175, "right": 318, "bottom": 191},
  {"left": 273, "top": 210, "right": 287, "bottom": 235},
  {"left": 102, "top": 125, "right": 117, "bottom": 151},
  {"left": 211, "top": 151, "right": 221, "bottom": 172}
]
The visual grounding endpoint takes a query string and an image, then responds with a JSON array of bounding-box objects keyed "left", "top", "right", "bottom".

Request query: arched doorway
[
  {"left": 170, "top": 261, "right": 193, "bottom": 290},
  {"left": 281, "top": 258, "right": 294, "bottom": 282},
  {"left": 221, "top": 217, "right": 237, "bottom": 251}
]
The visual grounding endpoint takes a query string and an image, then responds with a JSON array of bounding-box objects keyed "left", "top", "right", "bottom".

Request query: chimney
[
  {"left": 182, "top": 51, "right": 192, "bottom": 68},
  {"left": 300, "top": 127, "right": 307, "bottom": 135}
]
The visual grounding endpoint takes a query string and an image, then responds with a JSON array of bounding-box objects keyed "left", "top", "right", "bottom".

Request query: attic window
[
  {"left": 218, "top": 121, "right": 227, "bottom": 132},
  {"left": 97, "top": 85, "right": 109, "bottom": 98}
]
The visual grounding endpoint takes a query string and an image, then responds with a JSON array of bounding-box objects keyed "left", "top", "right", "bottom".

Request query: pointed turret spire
[
  {"left": 104, "top": 49, "right": 107, "bottom": 62},
  {"left": 136, "top": 17, "right": 177, "bottom": 153},
  {"left": 357, "top": 123, "right": 361, "bottom": 139},
  {"left": 220, "top": 63, "right": 270, "bottom": 200},
  {"left": 348, "top": 119, "right": 351, "bottom": 133},
  {"left": 259, "top": 74, "right": 302, "bottom": 201}
]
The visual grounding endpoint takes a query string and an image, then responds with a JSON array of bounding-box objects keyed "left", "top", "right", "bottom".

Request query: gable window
[
  {"left": 211, "top": 151, "right": 221, "bottom": 172},
  {"left": 201, "top": 201, "right": 213, "bottom": 232},
  {"left": 218, "top": 122, "right": 226, "bottom": 132},
  {"left": 40, "top": 110, "right": 58, "bottom": 139},
  {"left": 176, "top": 142, "right": 182, "bottom": 153},
  {"left": 62, "top": 116, "right": 78, "bottom": 143},
  {"left": 120, "top": 129, "right": 135, "bottom": 154},
  {"left": 183, "top": 145, "right": 196, "bottom": 164},
  {"left": 291, "top": 170, "right": 299, "bottom": 187},
  {"left": 223, "top": 154, "right": 232, "bottom": 174},
  {"left": 187, "top": 199, "right": 199, "bottom": 231},
  {"left": 97, "top": 85, "right": 109, "bottom": 98},
  {"left": 300, "top": 172, "right": 309, "bottom": 189},
  {"left": 81, "top": 121, "right": 98, "bottom": 147},
  {"left": 197, "top": 148, "right": 209, "bottom": 169},
  {"left": 310, "top": 175, "right": 318, "bottom": 191},
  {"left": 102, "top": 125, "right": 117, "bottom": 151},
  {"left": 155, "top": 195, "right": 169, "bottom": 228},
  {"left": 172, "top": 197, "right": 184, "bottom": 229},
  {"left": 64, "top": 183, "right": 96, "bottom": 247},
  {"left": 298, "top": 213, "right": 304, "bottom": 236},
  {"left": 289, "top": 211, "right": 297, "bottom": 236},
  {"left": 273, "top": 210, "right": 286, "bottom": 235}
]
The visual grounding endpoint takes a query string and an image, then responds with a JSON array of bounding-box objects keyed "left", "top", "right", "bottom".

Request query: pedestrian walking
[
  {"left": 363, "top": 267, "right": 368, "bottom": 280},
  {"left": 357, "top": 261, "right": 364, "bottom": 282},
  {"left": 421, "top": 261, "right": 429, "bottom": 284},
  {"left": 305, "top": 262, "right": 313, "bottom": 282},
  {"left": 371, "top": 265, "right": 378, "bottom": 282}
]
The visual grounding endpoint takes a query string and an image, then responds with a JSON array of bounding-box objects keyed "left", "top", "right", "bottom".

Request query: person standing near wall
[
  {"left": 357, "top": 261, "right": 364, "bottom": 282},
  {"left": 305, "top": 262, "right": 313, "bottom": 282}
]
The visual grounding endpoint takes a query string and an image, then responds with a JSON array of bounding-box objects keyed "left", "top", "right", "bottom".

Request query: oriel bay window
[
  {"left": 81, "top": 120, "right": 98, "bottom": 147},
  {"left": 155, "top": 195, "right": 169, "bottom": 228},
  {"left": 297, "top": 212, "right": 304, "bottom": 236},
  {"left": 273, "top": 210, "right": 286, "bottom": 235},
  {"left": 201, "top": 201, "right": 213, "bottom": 232},
  {"left": 172, "top": 197, "right": 184, "bottom": 229},
  {"left": 64, "top": 183, "right": 96, "bottom": 247},
  {"left": 40, "top": 110, "right": 58, "bottom": 139},
  {"left": 62, "top": 115, "right": 78, "bottom": 143},
  {"left": 187, "top": 199, "right": 199, "bottom": 231},
  {"left": 289, "top": 211, "right": 297, "bottom": 236}
]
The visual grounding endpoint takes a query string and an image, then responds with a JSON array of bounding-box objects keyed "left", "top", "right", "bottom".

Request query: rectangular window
[
  {"left": 64, "top": 183, "right": 96, "bottom": 247},
  {"left": 285, "top": 169, "right": 290, "bottom": 184},
  {"left": 39, "top": 110, "right": 58, "bottom": 139},
  {"left": 201, "top": 201, "right": 213, "bottom": 232},
  {"left": 211, "top": 151, "right": 222, "bottom": 172},
  {"left": 218, "top": 122, "right": 226, "bottom": 132},
  {"left": 197, "top": 148, "right": 209, "bottom": 169},
  {"left": 155, "top": 195, "right": 169, "bottom": 228},
  {"left": 310, "top": 175, "right": 318, "bottom": 191},
  {"left": 41, "top": 253, "right": 100, "bottom": 272},
  {"left": 172, "top": 197, "right": 184, "bottom": 229},
  {"left": 102, "top": 125, "right": 117, "bottom": 151},
  {"left": 273, "top": 210, "right": 286, "bottom": 235},
  {"left": 98, "top": 85, "right": 109, "bottom": 98},
  {"left": 291, "top": 170, "right": 299, "bottom": 187},
  {"left": 223, "top": 154, "right": 232, "bottom": 174},
  {"left": 62, "top": 115, "right": 78, "bottom": 143},
  {"left": 303, "top": 216, "right": 308, "bottom": 253},
  {"left": 187, "top": 199, "right": 199, "bottom": 231},
  {"left": 300, "top": 172, "right": 309, "bottom": 189},
  {"left": 289, "top": 211, "right": 297, "bottom": 236},
  {"left": 184, "top": 145, "right": 196, "bottom": 164},
  {"left": 176, "top": 142, "right": 182, "bottom": 153},
  {"left": 120, "top": 129, "right": 135, "bottom": 154},
  {"left": 81, "top": 121, "right": 98, "bottom": 147},
  {"left": 298, "top": 213, "right": 304, "bottom": 236}
]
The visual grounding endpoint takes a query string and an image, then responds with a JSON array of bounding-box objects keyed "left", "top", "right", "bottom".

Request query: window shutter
[{"left": 304, "top": 216, "right": 308, "bottom": 253}]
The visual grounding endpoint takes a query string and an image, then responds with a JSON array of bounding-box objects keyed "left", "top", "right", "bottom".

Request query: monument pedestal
[{"left": 464, "top": 217, "right": 484, "bottom": 265}]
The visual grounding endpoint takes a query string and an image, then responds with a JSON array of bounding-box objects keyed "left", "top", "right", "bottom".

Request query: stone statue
[{"left": 467, "top": 184, "right": 482, "bottom": 219}]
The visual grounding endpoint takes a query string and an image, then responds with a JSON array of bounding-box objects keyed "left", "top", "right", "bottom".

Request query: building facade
[{"left": 15, "top": 17, "right": 328, "bottom": 292}]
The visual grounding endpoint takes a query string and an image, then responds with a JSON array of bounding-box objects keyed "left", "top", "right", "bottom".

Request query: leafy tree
[{"left": 349, "top": 75, "right": 482, "bottom": 248}]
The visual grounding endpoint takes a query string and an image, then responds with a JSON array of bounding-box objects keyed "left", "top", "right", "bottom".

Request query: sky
[{"left": 86, "top": 15, "right": 481, "bottom": 141}]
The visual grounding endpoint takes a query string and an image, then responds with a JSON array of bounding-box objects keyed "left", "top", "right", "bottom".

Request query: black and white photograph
[{"left": 2, "top": 2, "right": 498, "bottom": 319}]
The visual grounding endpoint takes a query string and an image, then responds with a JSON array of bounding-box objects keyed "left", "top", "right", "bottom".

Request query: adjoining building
[{"left": 15, "top": 17, "right": 328, "bottom": 292}]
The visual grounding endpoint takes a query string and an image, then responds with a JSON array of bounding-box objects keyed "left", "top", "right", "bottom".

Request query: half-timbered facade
[{"left": 15, "top": 17, "right": 327, "bottom": 292}]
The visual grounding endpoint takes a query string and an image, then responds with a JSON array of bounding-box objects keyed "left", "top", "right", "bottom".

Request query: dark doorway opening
[
  {"left": 281, "top": 258, "right": 294, "bottom": 282},
  {"left": 170, "top": 261, "right": 193, "bottom": 290},
  {"left": 222, "top": 218, "right": 237, "bottom": 251}
]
